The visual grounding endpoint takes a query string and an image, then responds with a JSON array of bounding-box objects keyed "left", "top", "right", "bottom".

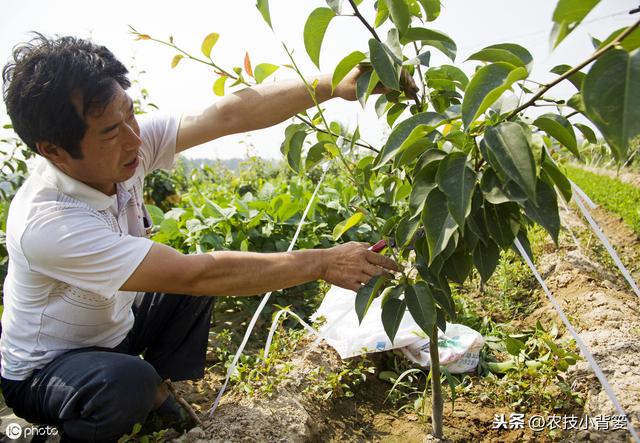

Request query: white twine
[
  {"left": 570, "top": 183, "right": 640, "bottom": 299},
  {"left": 514, "top": 238, "right": 640, "bottom": 442},
  {"left": 543, "top": 144, "right": 639, "bottom": 299},
  {"left": 208, "top": 163, "right": 330, "bottom": 417},
  {"left": 263, "top": 308, "right": 320, "bottom": 360}
]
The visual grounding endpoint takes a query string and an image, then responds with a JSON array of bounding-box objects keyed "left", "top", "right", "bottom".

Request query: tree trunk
[{"left": 430, "top": 325, "right": 444, "bottom": 439}]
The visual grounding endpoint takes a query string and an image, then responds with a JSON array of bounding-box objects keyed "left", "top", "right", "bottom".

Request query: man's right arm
[{"left": 121, "top": 241, "right": 399, "bottom": 296}]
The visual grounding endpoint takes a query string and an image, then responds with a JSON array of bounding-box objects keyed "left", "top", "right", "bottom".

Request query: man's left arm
[{"left": 175, "top": 70, "right": 361, "bottom": 152}]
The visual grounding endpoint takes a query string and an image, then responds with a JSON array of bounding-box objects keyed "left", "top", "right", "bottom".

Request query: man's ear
[{"left": 36, "top": 141, "right": 71, "bottom": 166}]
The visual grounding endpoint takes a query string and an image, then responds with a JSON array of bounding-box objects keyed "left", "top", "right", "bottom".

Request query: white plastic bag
[{"left": 311, "top": 285, "right": 484, "bottom": 374}]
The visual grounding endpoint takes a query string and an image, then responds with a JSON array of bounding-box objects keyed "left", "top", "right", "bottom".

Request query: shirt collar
[{"left": 36, "top": 158, "right": 115, "bottom": 211}]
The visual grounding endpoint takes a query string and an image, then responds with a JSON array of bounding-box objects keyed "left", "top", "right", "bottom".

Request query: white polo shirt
[{"left": 1, "top": 112, "right": 180, "bottom": 380}]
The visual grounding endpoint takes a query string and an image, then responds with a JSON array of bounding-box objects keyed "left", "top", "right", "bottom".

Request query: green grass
[{"left": 565, "top": 165, "right": 640, "bottom": 236}]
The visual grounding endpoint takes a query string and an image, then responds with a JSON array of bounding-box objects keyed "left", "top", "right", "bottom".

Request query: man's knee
[{"left": 62, "top": 354, "right": 161, "bottom": 441}]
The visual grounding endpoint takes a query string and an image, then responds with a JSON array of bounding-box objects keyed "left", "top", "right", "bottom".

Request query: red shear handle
[{"left": 369, "top": 239, "right": 387, "bottom": 253}]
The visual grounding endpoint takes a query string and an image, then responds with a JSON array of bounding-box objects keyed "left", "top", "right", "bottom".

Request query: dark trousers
[{"left": 0, "top": 292, "right": 214, "bottom": 442}]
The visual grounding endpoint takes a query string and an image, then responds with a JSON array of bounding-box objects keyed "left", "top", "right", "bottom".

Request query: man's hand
[
  {"left": 320, "top": 241, "right": 400, "bottom": 291},
  {"left": 332, "top": 65, "right": 419, "bottom": 102}
]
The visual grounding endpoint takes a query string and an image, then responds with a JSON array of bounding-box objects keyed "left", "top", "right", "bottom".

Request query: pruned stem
[
  {"left": 164, "top": 379, "right": 203, "bottom": 427},
  {"left": 505, "top": 16, "right": 640, "bottom": 120},
  {"left": 429, "top": 325, "right": 444, "bottom": 439}
]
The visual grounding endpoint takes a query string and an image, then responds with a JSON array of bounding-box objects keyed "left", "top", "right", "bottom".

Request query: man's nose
[{"left": 122, "top": 122, "right": 142, "bottom": 151}]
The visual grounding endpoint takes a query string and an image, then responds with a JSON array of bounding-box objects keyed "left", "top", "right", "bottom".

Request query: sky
[{"left": 0, "top": 0, "right": 637, "bottom": 160}]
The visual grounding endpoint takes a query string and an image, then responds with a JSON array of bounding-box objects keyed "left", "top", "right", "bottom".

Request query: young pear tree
[{"left": 133, "top": 0, "right": 640, "bottom": 438}]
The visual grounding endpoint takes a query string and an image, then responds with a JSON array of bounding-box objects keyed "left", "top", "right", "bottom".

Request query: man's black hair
[{"left": 2, "top": 33, "right": 131, "bottom": 159}]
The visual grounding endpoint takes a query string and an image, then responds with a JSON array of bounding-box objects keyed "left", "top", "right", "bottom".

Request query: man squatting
[{"left": 0, "top": 34, "right": 399, "bottom": 441}]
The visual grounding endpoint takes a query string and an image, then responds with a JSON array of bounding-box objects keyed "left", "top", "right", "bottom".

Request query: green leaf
[
  {"left": 436, "top": 152, "right": 476, "bottom": 226},
  {"left": 597, "top": 27, "right": 640, "bottom": 53},
  {"left": 256, "top": 0, "right": 273, "bottom": 29},
  {"left": 418, "top": 0, "right": 440, "bottom": 21},
  {"left": 395, "top": 215, "right": 420, "bottom": 248},
  {"left": 551, "top": 0, "right": 601, "bottom": 48},
  {"left": 356, "top": 69, "right": 373, "bottom": 108},
  {"left": 382, "top": 298, "right": 406, "bottom": 343},
  {"left": 483, "top": 122, "right": 537, "bottom": 203},
  {"left": 332, "top": 51, "right": 366, "bottom": 91},
  {"left": 375, "top": 0, "right": 390, "bottom": 27},
  {"left": 480, "top": 168, "right": 510, "bottom": 204},
  {"left": 369, "top": 39, "right": 400, "bottom": 90},
  {"left": 306, "top": 142, "right": 330, "bottom": 170},
  {"left": 513, "top": 230, "right": 534, "bottom": 262},
  {"left": 405, "top": 282, "right": 436, "bottom": 335},
  {"left": 574, "top": 123, "right": 597, "bottom": 144},
  {"left": 483, "top": 202, "right": 520, "bottom": 248},
  {"left": 467, "top": 43, "right": 533, "bottom": 72},
  {"left": 285, "top": 131, "right": 306, "bottom": 173},
  {"left": 146, "top": 204, "right": 164, "bottom": 225},
  {"left": 387, "top": 0, "right": 411, "bottom": 35},
  {"left": 422, "top": 188, "right": 458, "bottom": 263},
  {"left": 473, "top": 239, "right": 500, "bottom": 283},
  {"left": 254, "top": 63, "right": 279, "bottom": 83},
  {"left": 400, "top": 27, "right": 457, "bottom": 61},
  {"left": 213, "top": 76, "right": 227, "bottom": 96},
  {"left": 409, "top": 160, "right": 440, "bottom": 217},
  {"left": 504, "top": 335, "right": 526, "bottom": 356},
  {"left": 583, "top": 48, "right": 640, "bottom": 162},
  {"left": 462, "top": 63, "right": 528, "bottom": 128},
  {"left": 387, "top": 103, "right": 407, "bottom": 126},
  {"left": 533, "top": 113, "right": 578, "bottom": 157},
  {"left": 443, "top": 247, "right": 473, "bottom": 284},
  {"left": 375, "top": 112, "right": 445, "bottom": 168},
  {"left": 524, "top": 179, "right": 560, "bottom": 245},
  {"left": 201, "top": 33, "right": 220, "bottom": 58},
  {"left": 355, "top": 275, "right": 389, "bottom": 323},
  {"left": 333, "top": 212, "right": 365, "bottom": 240},
  {"left": 550, "top": 64, "right": 585, "bottom": 90},
  {"left": 304, "top": 7, "right": 337, "bottom": 68},
  {"left": 426, "top": 65, "right": 468, "bottom": 90},
  {"left": 541, "top": 152, "right": 572, "bottom": 202},
  {"left": 355, "top": 69, "right": 380, "bottom": 108},
  {"left": 567, "top": 93, "right": 586, "bottom": 114}
]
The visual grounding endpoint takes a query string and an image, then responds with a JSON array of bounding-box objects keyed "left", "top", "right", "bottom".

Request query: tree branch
[
  {"left": 348, "top": 0, "right": 381, "bottom": 41},
  {"left": 294, "top": 115, "right": 380, "bottom": 153},
  {"left": 506, "top": 16, "right": 640, "bottom": 120}
]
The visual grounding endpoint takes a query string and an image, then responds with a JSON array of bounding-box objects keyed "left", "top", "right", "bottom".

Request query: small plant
[
  {"left": 304, "top": 357, "right": 376, "bottom": 400},
  {"left": 117, "top": 423, "right": 167, "bottom": 443}
]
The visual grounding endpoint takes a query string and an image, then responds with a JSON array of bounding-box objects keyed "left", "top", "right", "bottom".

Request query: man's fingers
[
  {"left": 365, "top": 250, "right": 400, "bottom": 272},
  {"left": 348, "top": 281, "right": 363, "bottom": 291},
  {"left": 362, "top": 263, "right": 383, "bottom": 278}
]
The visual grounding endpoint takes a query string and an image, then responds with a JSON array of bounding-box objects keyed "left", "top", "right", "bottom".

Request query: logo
[{"left": 5, "top": 423, "right": 22, "bottom": 440}]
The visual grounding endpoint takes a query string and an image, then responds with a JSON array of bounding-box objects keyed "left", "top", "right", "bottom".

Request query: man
[{"left": 0, "top": 34, "right": 398, "bottom": 441}]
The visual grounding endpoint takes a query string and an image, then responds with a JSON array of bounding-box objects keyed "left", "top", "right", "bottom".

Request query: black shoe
[{"left": 141, "top": 394, "right": 198, "bottom": 435}]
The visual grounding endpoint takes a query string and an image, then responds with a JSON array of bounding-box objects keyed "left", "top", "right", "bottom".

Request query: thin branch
[
  {"left": 413, "top": 42, "right": 428, "bottom": 111},
  {"left": 294, "top": 115, "right": 380, "bottom": 153},
  {"left": 565, "top": 110, "right": 580, "bottom": 119},
  {"left": 164, "top": 379, "right": 203, "bottom": 427},
  {"left": 129, "top": 27, "right": 238, "bottom": 81},
  {"left": 506, "top": 16, "right": 640, "bottom": 120},
  {"left": 348, "top": 0, "right": 381, "bottom": 41}
]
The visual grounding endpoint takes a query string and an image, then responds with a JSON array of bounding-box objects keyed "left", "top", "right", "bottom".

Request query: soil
[{"left": 164, "top": 199, "right": 640, "bottom": 443}]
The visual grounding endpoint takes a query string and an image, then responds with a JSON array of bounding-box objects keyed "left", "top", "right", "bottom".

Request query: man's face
[{"left": 63, "top": 82, "right": 142, "bottom": 195}]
